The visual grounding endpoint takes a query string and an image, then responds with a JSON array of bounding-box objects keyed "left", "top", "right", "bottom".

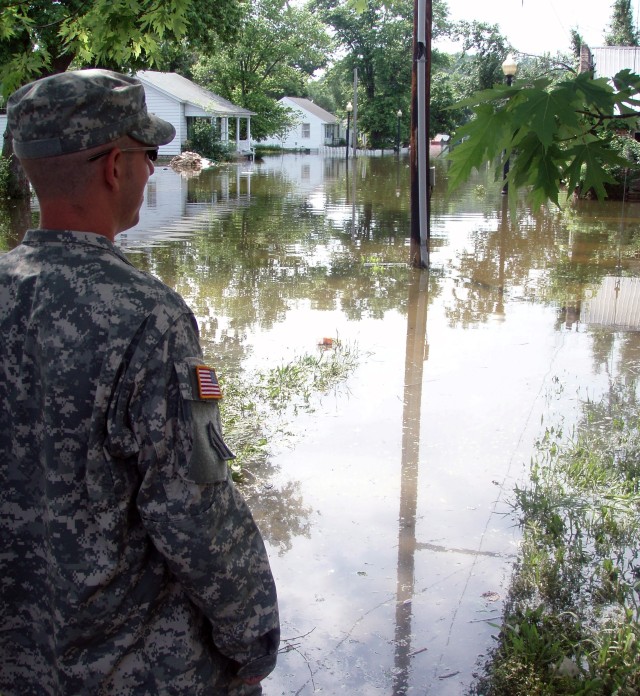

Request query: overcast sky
[{"left": 434, "top": 0, "right": 625, "bottom": 56}]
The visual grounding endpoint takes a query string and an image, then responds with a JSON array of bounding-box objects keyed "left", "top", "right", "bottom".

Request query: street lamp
[
  {"left": 501, "top": 54, "right": 517, "bottom": 87},
  {"left": 396, "top": 109, "right": 402, "bottom": 154},
  {"left": 345, "top": 101, "right": 353, "bottom": 159},
  {"left": 501, "top": 54, "right": 517, "bottom": 193}
]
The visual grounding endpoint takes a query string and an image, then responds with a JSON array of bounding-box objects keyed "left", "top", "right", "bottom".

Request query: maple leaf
[
  {"left": 510, "top": 87, "right": 579, "bottom": 148},
  {"left": 564, "top": 138, "right": 626, "bottom": 200},
  {"left": 447, "top": 105, "right": 511, "bottom": 192},
  {"left": 448, "top": 69, "right": 640, "bottom": 206}
]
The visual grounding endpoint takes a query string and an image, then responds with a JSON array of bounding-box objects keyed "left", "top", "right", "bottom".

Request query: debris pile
[{"left": 169, "top": 151, "right": 212, "bottom": 173}]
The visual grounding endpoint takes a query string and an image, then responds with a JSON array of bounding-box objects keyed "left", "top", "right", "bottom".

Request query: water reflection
[
  {"left": 3, "top": 152, "right": 640, "bottom": 693},
  {"left": 394, "top": 269, "right": 430, "bottom": 695}
]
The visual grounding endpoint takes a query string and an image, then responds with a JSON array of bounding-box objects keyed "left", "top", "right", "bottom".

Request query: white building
[
  {"left": 591, "top": 46, "right": 640, "bottom": 79},
  {"left": 259, "top": 97, "right": 341, "bottom": 151},
  {"left": 136, "top": 71, "right": 255, "bottom": 157}
]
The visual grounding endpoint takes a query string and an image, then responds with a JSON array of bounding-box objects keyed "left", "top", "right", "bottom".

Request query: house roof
[
  {"left": 282, "top": 97, "right": 337, "bottom": 124},
  {"left": 136, "top": 71, "right": 255, "bottom": 117}
]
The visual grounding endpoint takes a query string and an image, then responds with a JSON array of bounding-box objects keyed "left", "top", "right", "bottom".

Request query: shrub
[
  {"left": 0, "top": 157, "right": 11, "bottom": 198},
  {"left": 184, "top": 120, "right": 233, "bottom": 162}
]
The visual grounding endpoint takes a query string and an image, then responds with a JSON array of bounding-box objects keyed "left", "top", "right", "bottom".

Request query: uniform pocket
[{"left": 174, "top": 357, "right": 236, "bottom": 484}]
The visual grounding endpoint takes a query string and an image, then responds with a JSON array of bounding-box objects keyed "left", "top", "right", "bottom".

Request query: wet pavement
[{"left": 4, "top": 151, "right": 639, "bottom": 694}]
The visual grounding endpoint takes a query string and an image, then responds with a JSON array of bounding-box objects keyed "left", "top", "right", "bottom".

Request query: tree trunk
[
  {"left": 2, "top": 128, "right": 30, "bottom": 200},
  {"left": 2, "top": 196, "right": 32, "bottom": 245},
  {"left": 1, "top": 57, "right": 74, "bottom": 200}
]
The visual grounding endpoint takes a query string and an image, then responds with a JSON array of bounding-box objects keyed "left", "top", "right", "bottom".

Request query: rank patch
[{"left": 195, "top": 365, "right": 222, "bottom": 399}]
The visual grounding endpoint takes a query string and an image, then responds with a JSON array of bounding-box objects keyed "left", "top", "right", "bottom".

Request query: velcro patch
[{"left": 195, "top": 365, "right": 223, "bottom": 399}]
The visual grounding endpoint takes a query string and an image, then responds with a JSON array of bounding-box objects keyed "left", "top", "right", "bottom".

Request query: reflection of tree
[
  {"left": 550, "top": 211, "right": 640, "bottom": 336},
  {"left": 444, "top": 201, "right": 564, "bottom": 328},
  {"left": 125, "top": 159, "right": 435, "bottom": 371},
  {"left": 243, "top": 479, "right": 312, "bottom": 556},
  {"left": 441, "top": 186, "right": 640, "bottom": 330}
]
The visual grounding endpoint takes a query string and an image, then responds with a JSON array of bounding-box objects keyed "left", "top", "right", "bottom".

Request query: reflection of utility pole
[
  {"left": 393, "top": 269, "right": 430, "bottom": 695},
  {"left": 351, "top": 158, "right": 357, "bottom": 239},
  {"left": 496, "top": 196, "right": 507, "bottom": 318}
]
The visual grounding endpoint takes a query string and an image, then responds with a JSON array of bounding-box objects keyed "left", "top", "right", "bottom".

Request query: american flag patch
[{"left": 195, "top": 365, "right": 222, "bottom": 399}]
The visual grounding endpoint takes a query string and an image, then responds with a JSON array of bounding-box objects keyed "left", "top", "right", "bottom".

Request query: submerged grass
[
  {"left": 472, "top": 381, "right": 640, "bottom": 695},
  {"left": 217, "top": 337, "right": 362, "bottom": 480}
]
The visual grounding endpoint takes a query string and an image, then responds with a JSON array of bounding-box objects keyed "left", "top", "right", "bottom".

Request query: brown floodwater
[{"left": 3, "top": 150, "right": 640, "bottom": 694}]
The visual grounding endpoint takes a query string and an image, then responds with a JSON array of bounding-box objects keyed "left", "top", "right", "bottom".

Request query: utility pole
[
  {"left": 353, "top": 67, "right": 358, "bottom": 158},
  {"left": 409, "top": 0, "right": 431, "bottom": 269}
]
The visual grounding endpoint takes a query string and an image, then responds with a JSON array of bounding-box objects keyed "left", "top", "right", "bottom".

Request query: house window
[
  {"left": 301, "top": 123, "right": 311, "bottom": 139},
  {"left": 324, "top": 124, "right": 337, "bottom": 145}
]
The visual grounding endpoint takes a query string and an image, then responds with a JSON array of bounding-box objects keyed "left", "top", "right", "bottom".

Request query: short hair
[{"left": 20, "top": 150, "right": 99, "bottom": 201}]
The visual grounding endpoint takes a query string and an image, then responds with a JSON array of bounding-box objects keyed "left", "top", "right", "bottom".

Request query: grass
[
  {"left": 217, "top": 337, "right": 362, "bottom": 481},
  {"left": 471, "top": 379, "right": 640, "bottom": 695}
]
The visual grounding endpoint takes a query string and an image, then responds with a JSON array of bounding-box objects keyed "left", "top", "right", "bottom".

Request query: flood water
[{"left": 4, "top": 150, "right": 640, "bottom": 694}]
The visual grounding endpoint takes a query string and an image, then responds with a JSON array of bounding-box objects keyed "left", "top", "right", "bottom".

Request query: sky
[{"left": 434, "top": 0, "right": 628, "bottom": 56}]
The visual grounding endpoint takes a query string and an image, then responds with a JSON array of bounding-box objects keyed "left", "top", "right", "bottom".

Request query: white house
[
  {"left": 259, "top": 97, "right": 341, "bottom": 151},
  {"left": 135, "top": 71, "right": 255, "bottom": 156}
]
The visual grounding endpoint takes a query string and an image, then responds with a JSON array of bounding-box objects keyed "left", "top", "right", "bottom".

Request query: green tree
[
  {"left": 0, "top": 0, "right": 243, "bottom": 197},
  {"left": 191, "top": 0, "right": 332, "bottom": 141},
  {"left": 448, "top": 20, "right": 512, "bottom": 92},
  {"left": 447, "top": 70, "right": 640, "bottom": 207},
  {"left": 310, "top": 0, "right": 450, "bottom": 148},
  {"left": 605, "top": 0, "right": 639, "bottom": 46},
  {"left": 306, "top": 70, "right": 345, "bottom": 115},
  {"left": 570, "top": 28, "right": 585, "bottom": 61},
  {"left": 0, "top": 0, "right": 243, "bottom": 96}
]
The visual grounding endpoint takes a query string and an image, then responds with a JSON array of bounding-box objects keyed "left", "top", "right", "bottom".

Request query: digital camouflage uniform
[{"left": 0, "top": 230, "right": 280, "bottom": 694}]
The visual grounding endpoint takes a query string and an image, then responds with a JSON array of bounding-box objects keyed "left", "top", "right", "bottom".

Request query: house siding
[
  {"left": 142, "top": 84, "right": 183, "bottom": 156},
  {"left": 137, "top": 73, "right": 254, "bottom": 155},
  {"left": 259, "top": 97, "right": 338, "bottom": 151},
  {"left": 0, "top": 114, "right": 7, "bottom": 141},
  {"left": 592, "top": 46, "right": 640, "bottom": 79}
]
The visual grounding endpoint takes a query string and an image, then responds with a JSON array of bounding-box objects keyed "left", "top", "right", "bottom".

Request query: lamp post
[
  {"left": 396, "top": 109, "right": 402, "bottom": 154},
  {"left": 501, "top": 54, "right": 517, "bottom": 194},
  {"left": 345, "top": 101, "right": 353, "bottom": 159}
]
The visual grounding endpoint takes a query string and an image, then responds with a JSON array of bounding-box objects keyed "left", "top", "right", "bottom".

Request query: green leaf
[
  {"left": 447, "top": 104, "right": 511, "bottom": 191},
  {"left": 564, "top": 138, "right": 627, "bottom": 200},
  {"left": 450, "top": 85, "right": 512, "bottom": 110},
  {"left": 510, "top": 133, "right": 564, "bottom": 207},
  {"left": 571, "top": 72, "right": 617, "bottom": 112},
  {"left": 510, "top": 87, "right": 575, "bottom": 148}
]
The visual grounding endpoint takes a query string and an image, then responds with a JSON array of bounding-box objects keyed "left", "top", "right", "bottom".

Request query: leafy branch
[{"left": 447, "top": 69, "right": 640, "bottom": 207}]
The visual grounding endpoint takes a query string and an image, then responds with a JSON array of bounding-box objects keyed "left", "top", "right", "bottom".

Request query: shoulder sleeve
[{"left": 128, "top": 313, "right": 280, "bottom": 678}]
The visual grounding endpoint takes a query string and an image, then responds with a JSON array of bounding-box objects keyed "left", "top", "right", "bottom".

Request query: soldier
[{"left": 0, "top": 70, "right": 279, "bottom": 695}]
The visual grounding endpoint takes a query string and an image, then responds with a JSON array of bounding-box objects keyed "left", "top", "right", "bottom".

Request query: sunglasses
[{"left": 87, "top": 146, "right": 159, "bottom": 162}]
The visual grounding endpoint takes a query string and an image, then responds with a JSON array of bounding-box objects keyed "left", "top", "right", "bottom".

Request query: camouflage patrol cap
[{"left": 7, "top": 69, "right": 176, "bottom": 159}]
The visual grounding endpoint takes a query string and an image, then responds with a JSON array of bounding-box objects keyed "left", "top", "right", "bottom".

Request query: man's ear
[{"left": 103, "top": 147, "right": 123, "bottom": 191}]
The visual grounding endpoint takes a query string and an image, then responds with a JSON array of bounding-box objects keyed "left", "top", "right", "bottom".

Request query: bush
[
  {"left": 603, "top": 134, "right": 640, "bottom": 199},
  {"left": 184, "top": 120, "right": 233, "bottom": 162},
  {"left": 0, "top": 157, "right": 11, "bottom": 198}
]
